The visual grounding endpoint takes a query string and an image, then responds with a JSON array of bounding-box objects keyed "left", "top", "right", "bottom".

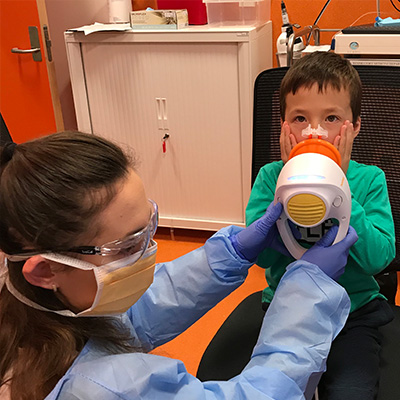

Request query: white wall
[{"left": 45, "top": 0, "right": 109, "bottom": 130}]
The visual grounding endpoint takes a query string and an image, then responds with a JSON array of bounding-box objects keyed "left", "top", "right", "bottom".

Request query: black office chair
[{"left": 197, "top": 65, "right": 400, "bottom": 400}]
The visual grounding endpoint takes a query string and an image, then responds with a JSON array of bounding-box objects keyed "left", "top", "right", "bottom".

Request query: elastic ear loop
[
  {"left": 4, "top": 275, "right": 79, "bottom": 317},
  {"left": 3, "top": 255, "right": 94, "bottom": 317},
  {"left": 0, "top": 256, "right": 7, "bottom": 294},
  {"left": 41, "top": 253, "right": 95, "bottom": 270}
]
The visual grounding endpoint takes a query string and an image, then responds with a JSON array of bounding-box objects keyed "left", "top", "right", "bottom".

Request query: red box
[{"left": 157, "top": 0, "right": 207, "bottom": 25}]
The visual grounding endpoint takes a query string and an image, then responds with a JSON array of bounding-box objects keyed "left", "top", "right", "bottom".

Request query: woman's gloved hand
[
  {"left": 301, "top": 225, "right": 358, "bottom": 280},
  {"left": 230, "top": 202, "right": 288, "bottom": 262}
]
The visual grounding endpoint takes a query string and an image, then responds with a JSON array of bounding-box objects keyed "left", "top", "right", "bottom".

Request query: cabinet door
[{"left": 81, "top": 41, "right": 244, "bottom": 228}]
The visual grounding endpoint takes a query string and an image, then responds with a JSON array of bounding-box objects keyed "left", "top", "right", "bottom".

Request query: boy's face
[{"left": 284, "top": 83, "right": 360, "bottom": 144}]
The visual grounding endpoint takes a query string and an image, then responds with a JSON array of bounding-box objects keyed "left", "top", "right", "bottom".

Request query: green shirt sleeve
[{"left": 347, "top": 162, "right": 395, "bottom": 275}]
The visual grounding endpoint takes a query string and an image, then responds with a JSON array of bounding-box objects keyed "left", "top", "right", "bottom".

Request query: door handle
[
  {"left": 11, "top": 26, "right": 42, "bottom": 62},
  {"left": 11, "top": 47, "right": 40, "bottom": 53}
]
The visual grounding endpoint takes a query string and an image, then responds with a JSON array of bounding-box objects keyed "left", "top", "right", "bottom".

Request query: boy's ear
[
  {"left": 353, "top": 117, "right": 361, "bottom": 136},
  {"left": 22, "top": 255, "right": 56, "bottom": 289}
]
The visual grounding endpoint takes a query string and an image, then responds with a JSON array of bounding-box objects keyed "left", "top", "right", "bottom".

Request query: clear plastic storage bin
[{"left": 203, "top": 0, "right": 270, "bottom": 26}]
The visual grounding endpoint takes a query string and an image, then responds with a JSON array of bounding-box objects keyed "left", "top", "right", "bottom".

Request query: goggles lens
[
  {"left": 95, "top": 199, "right": 158, "bottom": 258},
  {"left": 6, "top": 200, "right": 159, "bottom": 262}
]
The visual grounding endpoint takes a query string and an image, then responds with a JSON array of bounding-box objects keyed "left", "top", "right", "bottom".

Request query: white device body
[
  {"left": 276, "top": 28, "right": 305, "bottom": 67},
  {"left": 274, "top": 153, "right": 351, "bottom": 259}
]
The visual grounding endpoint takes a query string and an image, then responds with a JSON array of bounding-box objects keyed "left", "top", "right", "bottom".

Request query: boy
[{"left": 246, "top": 52, "right": 395, "bottom": 399}]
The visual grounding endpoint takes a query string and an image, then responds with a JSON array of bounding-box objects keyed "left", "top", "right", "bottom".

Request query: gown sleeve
[
  {"left": 48, "top": 260, "right": 350, "bottom": 400},
  {"left": 128, "top": 225, "right": 253, "bottom": 351}
]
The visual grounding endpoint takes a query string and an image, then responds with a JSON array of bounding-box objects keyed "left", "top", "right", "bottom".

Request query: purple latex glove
[
  {"left": 230, "top": 202, "right": 288, "bottom": 262},
  {"left": 301, "top": 225, "right": 358, "bottom": 280}
]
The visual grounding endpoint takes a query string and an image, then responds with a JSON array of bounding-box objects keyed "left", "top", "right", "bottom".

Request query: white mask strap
[
  {"left": 41, "top": 253, "right": 95, "bottom": 270},
  {"left": 3, "top": 253, "right": 86, "bottom": 317},
  {"left": 5, "top": 276, "right": 79, "bottom": 317},
  {"left": 0, "top": 254, "right": 8, "bottom": 294},
  {"left": 301, "top": 124, "right": 328, "bottom": 139}
]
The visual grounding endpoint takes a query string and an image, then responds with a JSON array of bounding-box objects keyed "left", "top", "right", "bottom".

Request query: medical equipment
[
  {"left": 302, "top": 124, "right": 328, "bottom": 139},
  {"left": 334, "top": 1, "right": 400, "bottom": 64},
  {"left": 334, "top": 26, "right": 400, "bottom": 61},
  {"left": 274, "top": 139, "right": 351, "bottom": 259},
  {"left": 276, "top": 0, "right": 305, "bottom": 66}
]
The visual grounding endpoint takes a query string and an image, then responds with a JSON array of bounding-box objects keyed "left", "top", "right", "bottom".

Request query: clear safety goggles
[{"left": 7, "top": 199, "right": 158, "bottom": 263}]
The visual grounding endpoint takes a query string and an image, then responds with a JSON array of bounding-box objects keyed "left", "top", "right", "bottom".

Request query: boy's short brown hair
[{"left": 280, "top": 52, "right": 362, "bottom": 124}]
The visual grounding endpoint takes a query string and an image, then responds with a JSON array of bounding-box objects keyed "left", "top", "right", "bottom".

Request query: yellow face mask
[
  {"left": 5, "top": 240, "right": 158, "bottom": 317},
  {"left": 79, "top": 242, "right": 157, "bottom": 316}
]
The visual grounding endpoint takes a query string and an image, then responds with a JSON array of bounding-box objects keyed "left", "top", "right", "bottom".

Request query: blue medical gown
[{"left": 46, "top": 226, "right": 350, "bottom": 400}]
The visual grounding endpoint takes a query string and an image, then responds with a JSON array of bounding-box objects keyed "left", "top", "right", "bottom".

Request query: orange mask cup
[{"left": 288, "top": 139, "right": 341, "bottom": 167}]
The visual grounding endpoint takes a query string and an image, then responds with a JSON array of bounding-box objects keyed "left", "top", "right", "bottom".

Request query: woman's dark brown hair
[{"left": 0, "top": 131, "right": 140, "bottom": 399}]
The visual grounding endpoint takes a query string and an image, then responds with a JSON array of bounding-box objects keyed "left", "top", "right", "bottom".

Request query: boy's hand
[
  {"left": 280, "top": 122, "right": 297, "bottom": 163},
  {"left": 333, "top": 120, "right": 357, "bottom": 174}
]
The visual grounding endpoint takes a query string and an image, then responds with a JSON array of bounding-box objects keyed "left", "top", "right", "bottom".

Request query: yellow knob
[{"left": 287, "top": 193, "right": 326, "bottom": 226}]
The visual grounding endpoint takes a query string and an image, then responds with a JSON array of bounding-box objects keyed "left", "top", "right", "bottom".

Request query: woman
[{"left": 0, "top": 131, "right": 357, "bottom": 399}]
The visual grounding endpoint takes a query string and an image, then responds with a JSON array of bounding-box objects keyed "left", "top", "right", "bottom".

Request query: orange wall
[{"left": 270, "top": 0, "right": 400, "bottom": 66}]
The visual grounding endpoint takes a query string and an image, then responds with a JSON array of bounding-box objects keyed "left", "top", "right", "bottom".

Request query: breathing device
[{"left": 274, "top": 139, "right": 351, "bottom": 259}]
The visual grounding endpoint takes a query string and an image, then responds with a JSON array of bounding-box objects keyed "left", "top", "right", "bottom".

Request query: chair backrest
[{"left": 252, "top": 65, "right": 400, "bottom": 272}]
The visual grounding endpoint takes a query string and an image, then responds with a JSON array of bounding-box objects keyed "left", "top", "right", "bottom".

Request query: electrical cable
[
  {"left": 389, "top": 0, "right": 400, "bottom": 12},
  {"left": 306, "top": 0, "right": 332, "bottom": 43},
  {"left": 349, "top": 11, "right": 378, "bottom": 26},
  {"left": 313, "top": 0, "right": 333, "bottom": 26}
]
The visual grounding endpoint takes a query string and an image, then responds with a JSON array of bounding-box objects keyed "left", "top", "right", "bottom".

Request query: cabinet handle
[
  {"left": 156, "top": 98, "right": 162, "bottom": 128},
  {"left": 162, "top": 98, "right": 169, "bottom": 129},
  {"left": 156, "top": 97, "right": 169, "bottom": 130},
  {"left": 156, "top": 98, "right": 163, "bottom": 129}
]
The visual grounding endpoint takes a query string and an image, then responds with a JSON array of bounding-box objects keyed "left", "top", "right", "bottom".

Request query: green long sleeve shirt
[{"left": 246, "top": 160, "right": 396, "bottom": 313}]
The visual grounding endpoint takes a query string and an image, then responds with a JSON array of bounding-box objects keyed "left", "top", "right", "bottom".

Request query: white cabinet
[{"left": 65, "top": 23, "right": 272, "bottom": 230}]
